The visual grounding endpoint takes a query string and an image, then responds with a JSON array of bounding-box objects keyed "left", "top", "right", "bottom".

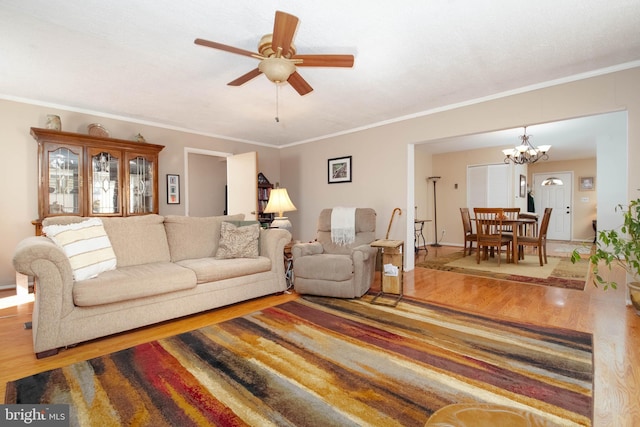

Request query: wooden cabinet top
[{"left": 30, "top": 127, "right": 165, "bottom": 153}]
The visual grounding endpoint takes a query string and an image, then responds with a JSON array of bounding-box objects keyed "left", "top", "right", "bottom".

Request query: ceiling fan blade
[
  {"left": 293, "top": 54, "right": 355, "bottom": 68},
  {"left": 228, "top": 68, "right": 262, "bottom": 86},
  {"left": 271, "top": 11, "right": 299, "bottom": 57},
  {"left": 194, "top": 38, "right": 257, "bottom": 58},
  {"left": 287, "top": 71, "right": 313, "bottom": 96}
]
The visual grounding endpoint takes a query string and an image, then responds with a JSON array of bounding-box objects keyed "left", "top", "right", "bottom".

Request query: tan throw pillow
[
  {"left": 42, "top": 217, "right": 117, "bottom": 281},
  {"left": 215, "top": 222, "right": 260, "bottom": 259}
]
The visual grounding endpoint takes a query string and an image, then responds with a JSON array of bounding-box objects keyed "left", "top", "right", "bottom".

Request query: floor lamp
[{"left": 427, "top": 176, "right": 441, "bottom": 247}]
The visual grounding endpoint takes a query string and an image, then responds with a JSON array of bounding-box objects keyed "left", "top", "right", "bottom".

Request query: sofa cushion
[
  {"left": 215, "top": 222, "right": 260, "bottom": 259},
  {"left": 101, "top": 215, "right": 170, "bottom": 267},
  {"left": 42, "top": 218, "right": 117, "bottom": 281},
  {"left": 294, "top": 254, "right": 354, "bottom": 281},
  {"left": 177, "top": 257, "right": 271, "bottom": 284},
  {"left": 73, "top": 262, "right": 197, "bottom": 306},
  {"left": 164, "top": 214, "right": 244, "bottom": 262}
]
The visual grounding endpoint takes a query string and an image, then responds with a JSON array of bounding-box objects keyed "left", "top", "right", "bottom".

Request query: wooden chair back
[
  {"left": 460, "top": 207, "right": 477, "bottom": 256},
  {"left": 460, "top": 208, "right": 473, "bottom": 234},
  {"left": 539, "top": 208, "right": 553, "bottom": 238},
  {"left": 474, "top": 208, "right": 505, "bottom": 242},
  {"left": 502, "top": 207, "right": 520, "bottom": 220},
  {"left": 473, "top": 207, "right": 512, "bottom": 265},
  {"left": 501, "top": 208, "right": 520, "bottom": 232}
]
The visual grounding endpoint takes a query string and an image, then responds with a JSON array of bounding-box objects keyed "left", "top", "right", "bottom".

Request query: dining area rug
[
  {"left": 415, "top": 250, "right": 588, "bottom": 290},
  {"left": 5, "top": 295, "right": 593, "bottom": 426}
]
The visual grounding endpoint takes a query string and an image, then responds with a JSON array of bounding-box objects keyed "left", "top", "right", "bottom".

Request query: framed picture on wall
[
  {"left": 519, "top": 174, "right": 526, "bottom": 198},
  {"left": 579, "top": 176, "right": 595, "bottom": 191},
  {"left": 328, "top": 156, "right": 352, "bottom": 184},
  {"left": 167, "top": 174, "right": 180, "bottom": 204}
]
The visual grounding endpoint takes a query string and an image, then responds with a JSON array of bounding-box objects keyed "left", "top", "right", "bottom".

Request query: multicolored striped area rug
[{"left": 5, "top": 295, "right": 593, "bottom": 426}]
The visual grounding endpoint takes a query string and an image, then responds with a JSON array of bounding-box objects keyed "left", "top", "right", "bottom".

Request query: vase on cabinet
[{"left": 45, "top": 115, "right": 61, "bottom": 131}]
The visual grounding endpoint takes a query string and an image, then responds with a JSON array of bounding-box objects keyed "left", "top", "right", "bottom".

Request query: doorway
[
  {"left": 187, "top": 152, "right": 227, "bottom": 216},
  {"left": 183, "top": 148, "right": 258, "bottom": 219}
]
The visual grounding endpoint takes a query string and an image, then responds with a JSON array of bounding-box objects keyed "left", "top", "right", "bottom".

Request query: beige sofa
[{"left": 12, "top": 214, "right": 291, "bottom": 358}]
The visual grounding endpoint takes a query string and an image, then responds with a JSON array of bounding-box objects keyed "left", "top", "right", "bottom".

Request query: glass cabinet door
[
  {"left": 128, "top": 155, "right": 155, "bottom": 214},
  {"left": 88, "top": 148, "right": 121, "bottom": 215},
  {"left": 46, "top": 145, "right": 82, "bottom": 215}
]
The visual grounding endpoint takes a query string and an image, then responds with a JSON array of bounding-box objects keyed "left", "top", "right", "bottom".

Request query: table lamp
[{"left": 264, "top": 186, "right": 297, "bottom": 233}]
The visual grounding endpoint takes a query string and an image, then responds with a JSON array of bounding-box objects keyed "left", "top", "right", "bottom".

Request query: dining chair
[
  {"left": 500, "top": 207, "right": 521, "bottom": 235},
  {"left": 473, "top": 208, "right": 512, "bottom": 266},
  {"left": 517, "top": 208, "right": 552, "bottom": 266},
  {"left": 518, "top": 212, "right": 539, "bottom": 237},
  {"left": 499, "top": 207, "right": 520, "bottom": 258},
  {"left": 460, "top": 208, "right": 477, "bottom": 256}
]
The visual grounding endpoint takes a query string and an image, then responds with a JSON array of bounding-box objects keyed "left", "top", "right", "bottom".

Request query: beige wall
[{"left": 0, "top": 99, "right": 282, "bottom": 286}]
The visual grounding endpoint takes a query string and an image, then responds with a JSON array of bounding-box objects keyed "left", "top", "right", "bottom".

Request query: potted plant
[{"left": 572, "top": 198, "right": 640, "bottom": 313}]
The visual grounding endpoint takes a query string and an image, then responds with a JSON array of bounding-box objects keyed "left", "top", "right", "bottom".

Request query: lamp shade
[{"left": 264, "top": 188, "right": 297, "bottom": 218}]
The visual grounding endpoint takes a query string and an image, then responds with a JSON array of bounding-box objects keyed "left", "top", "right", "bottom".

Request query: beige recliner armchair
[{"left": 292, "top": 208, "right": 377, "bottom": 298}]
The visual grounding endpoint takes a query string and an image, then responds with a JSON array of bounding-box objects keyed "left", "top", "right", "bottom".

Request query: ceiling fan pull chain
[{"left": 275, "top": 84, "right": 280, "bottom": 123}]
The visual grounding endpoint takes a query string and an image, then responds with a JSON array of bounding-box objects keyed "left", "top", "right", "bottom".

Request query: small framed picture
[
  {"left": 579, "top": 176, "right": 595, "bottom": 191},
  {"left": 167, "top": 174, "right": 180, "bottom": 204},
  {"left": 519, "top": 174, "right": 526, "bottom": 198},
  {"left": 328, "top": 156, "right": 352, "bottom": 184}
]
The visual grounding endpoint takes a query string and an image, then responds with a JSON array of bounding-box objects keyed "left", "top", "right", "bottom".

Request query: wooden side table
[
  {"left": 370, "top": 239, "right": 404, "bottom": 306},
  {"left": 414, "top": 219, "right": 431, "bottom": 252}
]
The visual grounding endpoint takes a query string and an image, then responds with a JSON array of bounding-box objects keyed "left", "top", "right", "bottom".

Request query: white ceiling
[{"left": 1, "top": 1, "right": 639, "bottom": 148}]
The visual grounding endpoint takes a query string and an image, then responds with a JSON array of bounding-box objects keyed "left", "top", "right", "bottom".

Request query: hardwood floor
[{"left": 1, "top": 242, "right": 638, "bottom": 426}]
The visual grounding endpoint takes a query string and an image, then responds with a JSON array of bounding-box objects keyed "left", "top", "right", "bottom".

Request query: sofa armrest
[
  {"left": 259, "top": 228, "right": 291, "bottom": 289},
  {"left": 292, "top": 242, "right": 323, "bottom": 260},
  {"left": 352, "top": 244, "right": 377, "bottom": 261},
  {"left": 12, "top": 236, "right": 76, "bottom": 353}
]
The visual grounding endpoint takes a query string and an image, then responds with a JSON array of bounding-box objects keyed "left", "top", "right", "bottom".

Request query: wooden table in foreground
[{"left": 370, "top": 239, "right": 404, "bottom": 306}]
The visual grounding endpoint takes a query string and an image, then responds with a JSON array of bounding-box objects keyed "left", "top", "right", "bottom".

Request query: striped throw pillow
[{"left": 43, "top": 218, "right": 117, "bottom": 281}]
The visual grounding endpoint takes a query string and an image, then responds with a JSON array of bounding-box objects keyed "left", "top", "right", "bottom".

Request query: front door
[{"left": 533, "top": 172, "right": 572, "bottom": 240}]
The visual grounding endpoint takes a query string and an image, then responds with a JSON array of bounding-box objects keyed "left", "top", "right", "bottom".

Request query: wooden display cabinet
[{"left": 31, "top": 127, "right": 164, "bottom": 234}]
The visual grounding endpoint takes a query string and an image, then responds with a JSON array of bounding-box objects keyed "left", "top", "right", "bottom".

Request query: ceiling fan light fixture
[{"left": 259, "top": 57, "right": 296, "bottom": 83}]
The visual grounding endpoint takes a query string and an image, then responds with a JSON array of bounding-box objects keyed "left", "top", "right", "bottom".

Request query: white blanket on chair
[{"left": 331, "top": 207, "right": 356, "bottom": 245}]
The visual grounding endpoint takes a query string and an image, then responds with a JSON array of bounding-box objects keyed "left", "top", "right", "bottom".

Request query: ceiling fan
[{"left": 194, "top": 10, "right": 354, "bottom": 96}]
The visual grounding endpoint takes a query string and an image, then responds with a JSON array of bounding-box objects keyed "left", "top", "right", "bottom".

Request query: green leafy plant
[{"left": 571, "top": 198, "right": 640, "bottom": 290}]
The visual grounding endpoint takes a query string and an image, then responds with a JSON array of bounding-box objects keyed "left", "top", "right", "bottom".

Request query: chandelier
[{"left": 502, "top": 127, "right": 551, "bottom": 165}]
